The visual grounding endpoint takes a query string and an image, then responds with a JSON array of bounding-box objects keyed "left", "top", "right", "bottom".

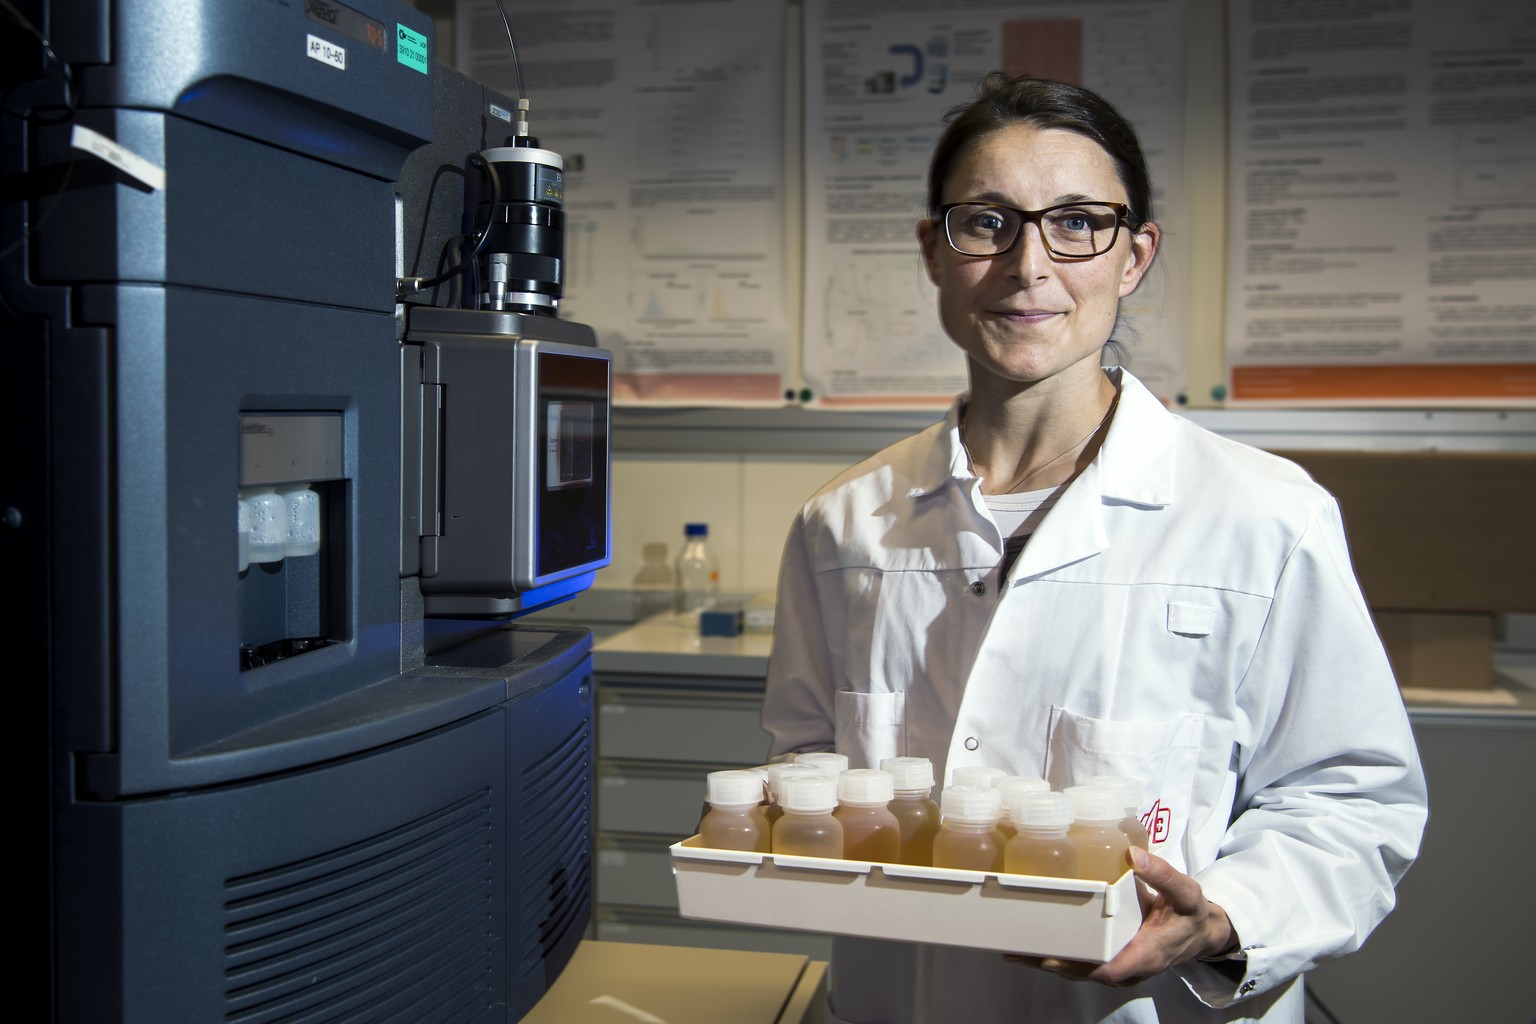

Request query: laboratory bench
[{"left": 525, "top": 598, "right": 1536, "bottom": 1023}]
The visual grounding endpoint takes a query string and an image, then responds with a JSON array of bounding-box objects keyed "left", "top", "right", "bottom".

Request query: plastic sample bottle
[
  {"left": 794, "top": 751, "right": 849, "bottom": 778},
  {"left": 881, "top": 756, "right": 941, "bottom": 866},
  {"left": 1065, "top": 785, "right": 1133, "bottom": 882},
  {"left": 764, "top": 762, "right": 824, "bottom": 826},
  {"left": 280, "top": 484, "right": 321, "bottom": 558},
  {"left": 1005, "top": 792, "right": 1080, "bottom": 879},
  {"left": 993, "top": 776, "right": 1051, "bottom": 841},
  {"left": 931, "top": 785, "right": 1006, "bottom": 872},
  {"left": 699, "top": 770, "right": 771, "bottom": 852},
  {"left": 950, "top": 765, "right": 1008, "bottom": 790},
  {"left": 772, "top": 774, "right": 843, "bottom": 858},
  {"left": 242, "top": 487, "right": 288, "bottom": 564},
  {"left": 833, "top": 769, "right": 901, "bottom": 863},
  {"left": 674, "top": 522, "right": 720, "bottom": 615},
  {"left": 1087, "top": 774, "right": 1151, "bottom": 850}
]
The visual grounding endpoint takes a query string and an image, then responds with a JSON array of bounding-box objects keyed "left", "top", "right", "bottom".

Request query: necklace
[{"left": 965, "top": 395, "right": 1118, "bottom": 495}]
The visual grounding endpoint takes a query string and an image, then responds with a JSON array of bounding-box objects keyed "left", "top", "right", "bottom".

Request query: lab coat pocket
[
  {"left": 834, "top": 690, "right": 906, "bottom": 770},
  {"left": 1044, "top": 707, "right": 1205, "bottom": 870}
]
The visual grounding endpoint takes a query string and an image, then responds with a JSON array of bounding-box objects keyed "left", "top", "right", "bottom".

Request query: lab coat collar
[{"left": 904, "top": 368, "right": 1178, "bottom": 507}]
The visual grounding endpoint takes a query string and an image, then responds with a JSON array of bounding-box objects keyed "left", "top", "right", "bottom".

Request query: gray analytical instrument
[{"left": 3, "top": 2, "right": 611, "bottom": 1021}]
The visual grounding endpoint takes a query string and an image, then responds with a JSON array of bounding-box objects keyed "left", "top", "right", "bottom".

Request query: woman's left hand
[{"left": 1008, "top": 846, "right": 1236, "bottom": 987}]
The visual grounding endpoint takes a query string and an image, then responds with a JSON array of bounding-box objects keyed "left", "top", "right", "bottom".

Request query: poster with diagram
[{"left": 801, "top": 0, "right": 1191, "bottom": 407}]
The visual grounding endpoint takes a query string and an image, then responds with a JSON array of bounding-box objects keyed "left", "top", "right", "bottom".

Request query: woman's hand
[{"left": 1008, "top": 846, "right": 1237, "bottom": 987}]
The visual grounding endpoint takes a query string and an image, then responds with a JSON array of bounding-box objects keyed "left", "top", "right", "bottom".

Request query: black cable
[
  {"left": 0, "top": 0, "right": 78, "bottom": 262},
  {"left": 397, "top": 154, "right": 501, "bottom": 297},
  {"left": 490, "top": 0, "right": 525, "bottom": 102},
  {"left": 1304, "top": 983, "right": 1345, "bottom": 1024}
]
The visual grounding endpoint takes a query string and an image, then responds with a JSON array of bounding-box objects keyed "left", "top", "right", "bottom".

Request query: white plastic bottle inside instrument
[
  {"left": 794, "top": 751, "right": 849, "bottom": 778},
  {"left": 772, "top": 774, "right": 843, "bottom": 858},
  {"left": 833, "top": 769, "right": 901, "bottom": 863},
  {"left": 993, "top": 775, "right": 1050, "bottom": 841},
  {"left": 931, "top": 785, "right": 1005, "bottom": 872},
  {"left": 698, "top": 770, "right": 770, "bottom": 853},
  {"left": 880, "top": 756, "right": 941, "bottom": 866},
  {"left": 1004, "top": 791, "right": 1079, "bottom": 878},
  {"left": 1065, "top": 785, "right": 1132, "bottom": 882},
  {"left": 1087, "top": 774, "right": 1150, "bottom": 850}
]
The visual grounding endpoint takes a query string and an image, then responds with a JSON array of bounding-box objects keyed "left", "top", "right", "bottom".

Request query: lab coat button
[
  {"left": 964, "top": 736, "right": 979, "bottom": 751},
  {"left": 969, "top": 580, "right": 986, "bottom": 595},
  {"left": 1239, "top": 980, "right": 1256, "bottom": 996}
]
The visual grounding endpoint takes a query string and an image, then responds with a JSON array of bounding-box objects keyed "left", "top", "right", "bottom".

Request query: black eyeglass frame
[{"left": 936, "top": 200, "right": 1135, "bottom": 259}]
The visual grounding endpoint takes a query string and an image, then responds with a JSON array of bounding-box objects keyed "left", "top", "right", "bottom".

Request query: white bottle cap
[
  {"left": 940, "top": 785, "right": 1002, "bottom": 824},
  {"left": 1086, "top": 774, "right": 1144, "bottom": 814},
  {"left": 779, "top": 774, "right": 837, "bottom": 814},
  {"left": 1064, "top": 785, "right": 1120, "bottom": 823},
  {"left": 1015, "top": 791, "right": 1075, "bottom": 829},
  {"left": 879, "top": 756, "right": 934, "bottom": 791},
  {"left": 765, "top": 762, "right": 822, "bottom": 799},
  {"left": 994, "top": 776, "right": 1050, "bottom": 820},
  {"left": 950, "top": 765, "right": 1007, "bottom": 789},
  {"left": 795, "top": 751, "right": 849, "bottom": 778},
  {"left": 706, "top": 770, "right": 763, "bottom": 807},
  {"left": 837, "top": 768, "right": 895, "bottom": 805}
]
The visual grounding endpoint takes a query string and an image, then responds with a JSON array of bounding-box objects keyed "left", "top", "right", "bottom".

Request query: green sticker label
[{"left": 396, "top": 24, "right": 429, "bottom": 74}]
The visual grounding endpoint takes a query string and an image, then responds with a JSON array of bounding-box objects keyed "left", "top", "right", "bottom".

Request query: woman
[{"left": 762, "top": 74, "right": 1426, "bottom": 1024}]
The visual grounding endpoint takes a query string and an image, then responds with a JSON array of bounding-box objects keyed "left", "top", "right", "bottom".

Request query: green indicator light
[{"left": 396, "top": 24, "right": 429, "bottom": 74}]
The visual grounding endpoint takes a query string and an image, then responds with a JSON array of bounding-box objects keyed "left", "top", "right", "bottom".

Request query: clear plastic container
[
  {"left": 699, "top": 770, "right": 770, "bottom": 853},
  {"left": 764, "top": 762, "right": 824, "bottom": 826},
  {"left": 794, "top": 751, "right": 849, "bottom": 778},
  {"left": 950, "top": 765, "right": 1008, "bottom": 789},
  {"left": 1065, "top": 785, "right": 1132, "bottom": 882},
  {"left": 241, "top": 487, "right": 288, "bottom": 564},
  {"left": 932, "top": 785, "right": 1005, "bottom": 872},
  {"left": 1005, "top": 792, "right": 1080, "bottom": 879},
  {"left": 881, "top": 756, "right": 941, "bottom": 866},
  {"left": 280, "top": 484, "right": 321, "bottom": 558},
  {"left": 994, "top": 775, "right": 1050, "bottom": 840},
  {"left": 772, "top": 774, "right": 843, "bottom": 858},
  {"left": 237, "top": 494, "right": 251, "bottom": 572},
  {"left": 833, "top": 769, "right": 900, "bottom": 863},
  {"left": 674, "top": 522, "right": 720, "bottom": 615},
  {"left": 1087, "top": 774, "right": 1150, "bottom": 851}
]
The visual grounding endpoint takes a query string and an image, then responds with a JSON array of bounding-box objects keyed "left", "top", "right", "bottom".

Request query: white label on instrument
[
  {"left": 306, "top": 33, "right": 346, "bottom": 71},
  {"left": 69, "top": 124, "right": 165, "bottom": 191},
  {"left": 489, "top": 103, "right": 512, "bottom": 123}
]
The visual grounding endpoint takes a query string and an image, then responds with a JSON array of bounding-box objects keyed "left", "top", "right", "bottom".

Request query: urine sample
[
  {"left": 833, "top": 769, "right": 900, "bottom": 863},
  {"left": 931, "top": 785, "right": 1005, "bottom": 872},
  {"left": 1086, "top": 774, "right": 1150, "bottom": 850},
  {"left": 772, "top": 774, "right": 843, "bottom": 858},
  {"left": 699, "top": 770, "right": 770, "bottom": 853},
  {"left": 795, "top": 751, "right": 849, "bottom": 778},
  {"left": 1065, "top": 785, "right": 1132, "bottom": 882},
  {"left": 881, "top": 756, "right": 941, "bottom": 866},
  {"left": 993, "top": 776, "right": 1050, "bottom": 841},
  {"left": 1005, "top": 792, "right": 1079, "bottom": 879},
  {"left": 764, "top": 762, "right": 824, "bottom": 826}
]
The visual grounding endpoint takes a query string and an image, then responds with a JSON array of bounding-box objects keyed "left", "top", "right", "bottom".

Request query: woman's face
[{"left": 918, "top": 122, "right": 1158, "bottom": 390}]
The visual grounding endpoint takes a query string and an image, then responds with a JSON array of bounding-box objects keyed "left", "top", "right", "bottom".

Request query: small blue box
[{"left": 699, "top": 607, "right": 745, "bottom": 637}]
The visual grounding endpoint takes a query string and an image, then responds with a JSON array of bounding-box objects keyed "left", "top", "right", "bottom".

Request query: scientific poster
[
  {"left": 1226, "top": 0, "right": 1536, "bottom": 404},
  {"left": 456, "top": 0, "right": 791, "bottom": 405},
  {"left": 802, "top": 0, "right": 1192, "bottom": 407}
]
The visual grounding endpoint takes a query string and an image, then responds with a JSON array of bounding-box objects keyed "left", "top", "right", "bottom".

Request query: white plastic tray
[{"left": 671, "top": 838, "right": 1142, "bottom": 963}]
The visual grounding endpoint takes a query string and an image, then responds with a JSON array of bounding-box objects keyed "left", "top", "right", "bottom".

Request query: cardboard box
[
  {"left": 1273, "top": 450, "right": 1536, "bottom": 689},
  {"left": 1372, "top": 610, "right": 1495, "bottom": 690},
  {"left": 671, "top": 838, "right": 1141, "bottom": 963}
]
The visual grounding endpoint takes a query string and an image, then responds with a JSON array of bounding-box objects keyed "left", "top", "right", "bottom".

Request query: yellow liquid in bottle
[
  {"left": 833, "top": 804, "right": 901, "bottom": 863},
  {"left": 772, "top": 811, "right": 844, "bottom": 858},
  {"left": 931, "top": 822, "right": 1004, "bottom": 872},
  {"left": 889, "top": 792, "right": 941, "bottom": 866},
  {"left": 1004, "top": 831, "right": 1079, "bottom": 878},
  {"left": 1068, "top": 821, "right": 1131, "bottom": 882},
  {"left": 997, "top": 820, "right": 1017, "bottom": 842},
  {"left": 699, "top": 805, "right": 770, "bottom": 853}
]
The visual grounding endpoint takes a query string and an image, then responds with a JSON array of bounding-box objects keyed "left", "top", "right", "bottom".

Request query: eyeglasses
[{"left": 937, "top": 201, "right": 1132, "bottom": 259}]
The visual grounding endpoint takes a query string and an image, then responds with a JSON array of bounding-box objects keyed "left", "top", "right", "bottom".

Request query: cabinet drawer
[
  {"left": 596, "top": 835, "right": 679, "bottom": 909},
  {"left": 598, "top": 686, "right": 770, "bottom": 764},
  {"left": 597, "top": 760, "right": 710, "bottom": 837}
]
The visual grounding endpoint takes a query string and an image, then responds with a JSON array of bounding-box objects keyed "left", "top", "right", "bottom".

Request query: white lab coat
[{"left": 762, "top": 369, "right": 1427, "bottom": 1024}]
